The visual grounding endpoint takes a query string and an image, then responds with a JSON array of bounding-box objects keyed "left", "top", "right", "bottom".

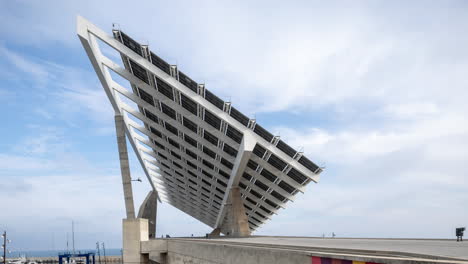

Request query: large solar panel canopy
[{"left": 77, "top": 16, "right": 323, "bottom": 234}]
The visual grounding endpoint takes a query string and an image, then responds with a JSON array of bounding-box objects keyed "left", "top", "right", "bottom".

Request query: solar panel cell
[
  {"left": 220, "top": 158, "right": 233, "bottom": 170},
  {"left": 251, "top": 216, "right": 261, "bottom": 223},
  {"left": 218, "top": 170, "right": 230, "bottom": 179},
  {"left": 253, "top": 144, "right": 266, "bottom": 158},
  {"left": 150, "top": 126, "right": 162, "bottom": 138},
  {"left": 217, "top": 179, "right": 227, "bottom": 187},
  {"left": 202, "top": 159, "right": 215, "bottom": 170},
  {"left": 286, "top": 167, "right": 308, "bottom": 184},
  {"left": 253, "top": 124, "right": 274, "bottom": 143},
  {"left": 129, "top": 60, "right": 149, "bottom": 84},
  {"left": 164, "top": 122, "right": 178, "bottom": 135},
  {"left": 250, "top": 189, "right": 262, "bottom": 199},
  {"left": 171, "top": 151, "right": 181, "bottom": 160},
  {"left": 278, "top": 180, "right": 295, "bottom": 194},
  {"left": 276, "top": 140, "right": 297, "bottom": 158},
  {"left": 271, "top": 190, "right": 286, "bottom": 202},
  {"left": 153, "top": 140, "right": 165, "bottom": 150},
  {"left": 248, "top": 221, "right": 258, "bottom": 227},
  {"left": 138, "top": 88, "right": 154, "bottom": 106},
  {"left": 202, "top": 179, "right": 211, "bottom": 187},
  {"left": 202, "top": 170, "right": 213, "bottom": 179},
  {"left": 158, "top": 153, "right": 167, "bottom": 160},
  {"left": 185, "top": 149, "right": 197, "bottom": 159},
  {"left": 254, "top": 180, "right": 268, "bottom": 191},
  {"left": 168, "top": 138, "right": 179, "bottom": 148},
  {"left": 204, "top": 110, "right": 221, "bottom": 130},
  {"left": 298, "top": 156, "right": 320, "bottom": 173},
  {"left": 202, "top": 146, "right": 216, "bottom": 159},
  {"left": 155, "top": 77, "right": 174, "bottom": 100},
  {"left": 226, "top": 125, "right": 243, "bottom": 144},
  {"left": 150, "top": 52, "right": 171, "bottom": 75},
  {"left": 255, "top": 211, "right": 266, "bottom": 219},
  {"left": 246, "top": 196, "right": 257, "bottom": 205},
  {"left": 204, "top": 89, "right": 224, "bottom": 110},
  {"left": 173, "top": 161, "right": 182, "bottom": 169},
  {"left": 182, "top": 117, "right": 198, "bottom": 133},
  {"left": 242, "top": 172, "right": 252, "bottom": 181},
  {"left": 203, "top": 130, "right": 218, "bottom": 146},
  {"left": 119, "top": 32, "right": 142, "bottom": 56},
  {"left": 223, "top": 144, "right": 238, "bottom": 157},
  {"left": 184, "top": 135, "right": 198, "bottom": 148},
  {"left": 187, "top": 160, "right": 197, "bottom": 169},
  {"left": 180, "top": 94, "right": 198, "bottom": 115},
  {"left": 145, "top": 109, "right": 159, "bottom": 123},
  {"left": 187, "top": 170, "right": 197, "bottom": 178},
  {"left": 247, "top": 160, "right": 258, "bottom": 170},
  {"left": 265, "top": 199, "right": 279, "bottom": 209},
  {"left": 260, "top": 168, "right": 277, "bottom": 182},
  {"left": 178, "top": 71, "right": 198, "bottom": 93},
  {"left": 267, "top": 154, "right": 287, "bottom": 171},
  {"left": 230, "top": 107, "right": 249, "bottom": 126},
  {"left": 259, "top": 205, "right": 272, "bottom": 215},
  {"left": 161, "top": 103, "right": 176, "bottom": 120}
]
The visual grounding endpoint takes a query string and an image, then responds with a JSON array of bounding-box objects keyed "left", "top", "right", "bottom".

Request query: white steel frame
[{"left": 77, "top": 16, "right": 321, "bottom": 233}]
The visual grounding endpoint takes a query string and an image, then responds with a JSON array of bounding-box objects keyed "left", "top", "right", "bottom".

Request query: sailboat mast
[{"left": 72, "top": 221, "right": 75, "bottom": 255}]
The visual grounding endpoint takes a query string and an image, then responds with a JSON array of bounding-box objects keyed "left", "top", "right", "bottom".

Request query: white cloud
[
  {"left": 258, "top": 105, "right": 468, "bottom": 237},
  {"left": 0, "top": 45, "right": 115, "bottom": 134},
  {"left": 13, "top": 126, "right": 68, "bottom": 155},
  {"left": 0, "top": 154, "right": 57, "bottom": 171},
  {"left": 0, "top": 45, "right": 50, "bottom": 86},
  {"left": 384, "top": 102, "right": 439, "bottom": 119}
]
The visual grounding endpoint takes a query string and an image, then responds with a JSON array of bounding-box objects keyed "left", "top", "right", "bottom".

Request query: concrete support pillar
[
  {"left": 123, "top": 218, "right": 149, "bottom": 264},
  {"left": 115, "top": 114, "right": 136, "bottom": 219},
  {"left": 208, "top": 228, "right": 221, "bottom": 238},
  {"left": 138, "top": 191, "right": 158, "bottom": 239},
  {"left": 228, "top": 187, "right": 251, "bottom": 237}
]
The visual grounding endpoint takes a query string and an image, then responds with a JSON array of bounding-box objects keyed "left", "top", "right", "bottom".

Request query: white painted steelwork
[{"left": 77, "top": 16, "right": 322, "bottom": 233}]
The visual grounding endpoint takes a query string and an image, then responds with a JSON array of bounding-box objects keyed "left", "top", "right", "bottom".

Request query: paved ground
[{"left": 206, "top": 236, "right": 468, "bottom": 261}]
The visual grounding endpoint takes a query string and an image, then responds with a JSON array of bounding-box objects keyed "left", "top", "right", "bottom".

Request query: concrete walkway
[{"left": 206, "top": 236, "right": 468, "bottom": 261}]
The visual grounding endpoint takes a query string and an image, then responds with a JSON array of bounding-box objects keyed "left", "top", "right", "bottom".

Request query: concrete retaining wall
[
  {"left": 142, "top": 240, "right": 389, "bottom": 264},
  {"left": 141, "top": 239, "right": 468, "bottom": 264},
  {"left": 144, "top": 239, "right": 309, "bottom": 264}
]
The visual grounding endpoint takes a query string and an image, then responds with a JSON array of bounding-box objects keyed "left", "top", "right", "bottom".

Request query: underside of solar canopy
[{"left": 77, "top": 16, "right": 322, "bottom": 234}]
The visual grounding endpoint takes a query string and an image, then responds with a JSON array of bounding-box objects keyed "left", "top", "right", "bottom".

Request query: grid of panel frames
[{"left": 112, "top": 30, "right": 322, "bottom": 231}]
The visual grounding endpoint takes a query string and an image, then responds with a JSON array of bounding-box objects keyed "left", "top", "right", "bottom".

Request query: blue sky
[{"left": 1, "top": 0, "right": 468, "bottom": 251}]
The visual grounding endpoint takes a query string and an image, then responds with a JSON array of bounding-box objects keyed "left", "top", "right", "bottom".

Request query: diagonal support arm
[
  {"left": 214, "top": 134, "right": 256, "bottom": 235},
  {"left": 115, "top": 114, "right": 136, "bottom": 219}
]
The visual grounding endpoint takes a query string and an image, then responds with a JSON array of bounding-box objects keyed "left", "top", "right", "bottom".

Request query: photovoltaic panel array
[{"left": 77, "top": 17, "right": 323, "bottom": 233}]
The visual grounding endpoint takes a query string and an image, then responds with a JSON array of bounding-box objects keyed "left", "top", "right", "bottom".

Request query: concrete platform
[
  {"left": 143, "top": 236, "right": 468, "bottom": 264},
  {"left": 205, "top": 236, "right": 468, "bottom": 261}
]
